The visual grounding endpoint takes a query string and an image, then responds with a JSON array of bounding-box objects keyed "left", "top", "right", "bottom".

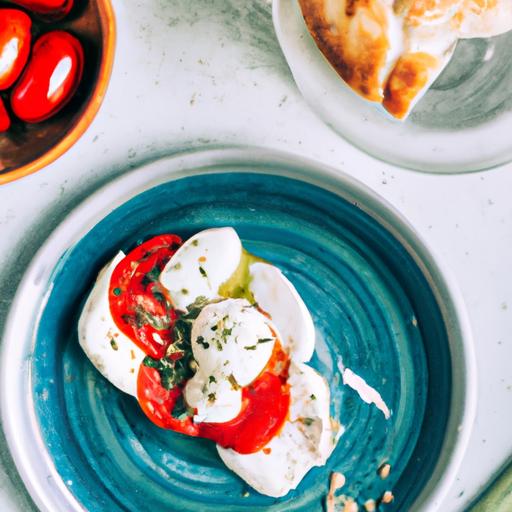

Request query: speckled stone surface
[{"left": 0, "top": 1, "right": 511, "bottom": 511}]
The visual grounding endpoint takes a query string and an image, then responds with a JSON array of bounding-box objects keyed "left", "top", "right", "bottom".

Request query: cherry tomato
[
  {"left": 11, "top": 30, "right": 83, "bottom": 123},
  {"left": 0, "top": 9, "right": 31, "bottom": 90},
  {"left": 7, "top": 0, "right": 73, "bottom": 20},
  {"left": 109, "top": 235, "right": 183, "bottom": 359},
  {"left": 0, "top": 97, "right": 11, "bottom": 131}
]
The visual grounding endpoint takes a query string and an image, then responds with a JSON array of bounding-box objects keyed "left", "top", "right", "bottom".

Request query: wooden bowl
[{"left": 0, "top": 0, "right": 115, "bottom": 185}]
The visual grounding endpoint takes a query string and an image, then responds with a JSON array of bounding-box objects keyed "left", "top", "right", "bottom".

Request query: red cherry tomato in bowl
[
  {"left": 0, "top": 9, "right": 32, "bottom": 90},
  {"left": 11, "top": 30, "right": 84, "bottom": 123},
  {"left": 7, "top": 0, "right": 73, "bottom": 20},
  {"left": 0, "top": 97, "right": 11, "bottom": 131}
]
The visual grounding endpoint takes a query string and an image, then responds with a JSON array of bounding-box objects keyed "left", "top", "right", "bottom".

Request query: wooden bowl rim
[{"left": 0, "top": 0, "right": 116, "bottom": 186}]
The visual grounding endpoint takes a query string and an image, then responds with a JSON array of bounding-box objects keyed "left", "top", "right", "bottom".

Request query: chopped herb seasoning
[
  {"left": 192, "top": 239, "right": 199, "bottom": 246},
  {"left": 207, "top": 392, "right": 216, "bottom": 403},
  {"left": 113, "top": 287, "right": 122, "bottom": 296},
  {"left": 310, "top": 394, "right": 317, "bottom": 400},
  {"left": 244, "top": 345, "right": 257, "bottom": 350},
  {"left": 257, "top": 337, "right": 273, "bottom": 344},
  {"left": 134, "top": 305, "right": 169, "bottom": 330},
  {"left": 141, "top": 298, "right": 210, "bottom": 390},
  {"left": 196, "top": 336, "right": 210, "bottom": 349},
  {"left": 228, "top": 374, "right": 240, "bottom": 390},
  {"left": 143, "top": 355, "right": 193, "bottom": 390},
  {"left": 181, "top": 288, "right": 189, "bottom": 295},
  {"left": 199, "top": 266, "right": 208, "bottom": 278},
  {"left": 171, "top": 395, "right": 194, "bottom": 420},
  {"left": 140, "top": 265, "right": 161, "bottom": 287},
  {"left": 301, "top": 417, "right": 314, "bottom": 426},
  {"left": 110, "top": 338, "right": 119, "bottom": 351},
  {"left": 209, "top": 375, "right": 217, "bottom": 384},
  {"left": 211, "top": 324, "right": 218, "bottom": 331},
  {"left": 151, "top": 288, "right": 166, "bottom": 304},
  {"left": 173, "top": 262, "right": 182, "bottom": 270}
]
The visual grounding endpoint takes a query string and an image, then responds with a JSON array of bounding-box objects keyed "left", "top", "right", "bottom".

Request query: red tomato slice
[
  {"left": 199, "top": 371, "right": 290, "bottom": 454},
  {"left": 0, "top": 98, "right": 10, "bottom": 131},
  {"left": 0, "top": 9, "right": 31, "bottom": 90},
  {"left": 109, "top": 234, "right": 182, "bottom": 359},
  {"left": 11, "top": 30, "right": 83, "bottom": 123},
  {"left": 137, "top": 365, "right": 200, "bottom": 436},
  {"left": 8, "top": 0, "right": 73, "bottom": 20},
  {"left": 137, "top": 340, "right": 291, "bottom": 454}
]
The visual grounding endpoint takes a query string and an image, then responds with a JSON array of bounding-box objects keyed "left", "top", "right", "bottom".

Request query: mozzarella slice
[
  {"left": 249, "top": 262, "right": 315, "bottom": 363},
  {"left": 217, "top": 362, "right": 338, "bottom": 498},
  {"left": 184, "top": 373, "right": 242, "bottom": 423},
  {"left": 184, "top": 298, "right": 276, "bottom": 423},
  {"left": 159, "top": 228, "right": 242, "bottom": 312},
  {"left": 78, "top": 252, "right": 145, "bottom": 397},
  {"left": 456, "top": 0, "right": 512, "bottom": 39}
]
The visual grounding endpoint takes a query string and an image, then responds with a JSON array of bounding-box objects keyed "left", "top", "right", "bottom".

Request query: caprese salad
[{"left": 78, "top": 227, "right": 342, "bottom": 496}]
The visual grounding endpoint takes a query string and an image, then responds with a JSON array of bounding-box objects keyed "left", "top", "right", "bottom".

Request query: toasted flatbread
[
  {"left": 298, "top": 0, "right": 511, "bottom": 119},
  {"left": 298, "top": 0, "right": 398, "bottom": 102}
]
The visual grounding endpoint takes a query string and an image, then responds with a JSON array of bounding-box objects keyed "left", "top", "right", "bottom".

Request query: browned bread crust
[{"left": 298, "top": 0, "right": 392, "bottom": 102}]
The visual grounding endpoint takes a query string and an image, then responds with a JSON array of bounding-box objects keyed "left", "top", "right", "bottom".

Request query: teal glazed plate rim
[{"left": 0, "top": 147, "right": 477, "bottom": 511}]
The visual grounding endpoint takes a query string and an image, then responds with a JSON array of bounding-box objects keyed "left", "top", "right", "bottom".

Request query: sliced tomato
[
  {"left": 137, "top": 339, "right": 291, "bottom": 454},
  {"left": 137, "top": 364, "right": 200, "bottom": 436},
  {"left": 199, "top": 371, "right": 290, "bottom": 454},
  {"left": 109, "top": 234, "right": 182, "bottom": 358}
]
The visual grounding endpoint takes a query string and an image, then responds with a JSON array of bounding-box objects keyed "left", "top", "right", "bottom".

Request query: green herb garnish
[
  {"left": 228, "top": 374, "right": 240, "bottom": 390},
  {"left": 171, "top": 395, "right": 194, "bottom": 420},
  {"left": 196, "top": 336, "right": 210, "bottom": 349}
]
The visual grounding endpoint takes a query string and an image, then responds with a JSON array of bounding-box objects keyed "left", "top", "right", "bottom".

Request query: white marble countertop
[{"left": 0, "top": 1, "right": 511, "bottom": 510}]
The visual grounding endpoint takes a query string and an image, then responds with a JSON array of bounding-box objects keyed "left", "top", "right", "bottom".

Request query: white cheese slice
[
  {"left": 184, "top": 298, "right": 276, "bottom": 423},
  {"left": 78, "top": 252, "right": 145, "bottom": 397},
  {"left": 159, "top": 227, "right": 242, "bottom": 311},
  {"left": 217, "top": 362, "right": 338, "bottom": 498},
  {"left": 248, "top": 262, "right": 315, "bottom": 363}
]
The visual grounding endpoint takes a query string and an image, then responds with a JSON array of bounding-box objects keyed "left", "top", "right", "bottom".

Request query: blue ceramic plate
[{"left": 1, "top": 148, "right": 476, "bottom": 512}]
